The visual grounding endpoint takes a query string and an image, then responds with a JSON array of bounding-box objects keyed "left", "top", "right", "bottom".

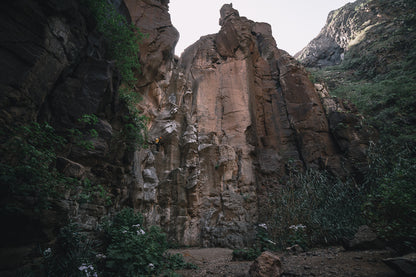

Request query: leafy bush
[
  {"left": 41, "top": 209, "right": 192, "bottom": 276},
  {"left": 232, "top": 248, "right": 261, "bottom": 261},
  {"left": 43, "top": 223, "right": 97, "bottom": 277},
  {"left": 84, "top": 0, "right": 143, "bottom": 86},
  {"left": 100, "top": 208, "right": 190, "bottom": 276},
  {"left": 0, "top": 123, "right": 70, "bottom": 211},
  {"left": 363, "top": 144, "right": 416, "bottom": 252},
  {"left": 69, "top": 114, "right": 100, "bottom": 151},
  {"left": 84, "top": 0, "right": 148, "bottom": 149},
  {"left": 262, "top": 169, "right": 365, "bottom": 249}
]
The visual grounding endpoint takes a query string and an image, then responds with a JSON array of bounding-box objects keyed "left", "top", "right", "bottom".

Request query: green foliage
[
  {"left": 79, "top": 114, "right": 99, "bottom": 126},
  {"left": 262, "top": 169, "right": 365, "bottom": 249},
  {"left": 363, "top": 144, "right": 416, "bottom": 252},
  {"left": 77, "top": 178, "right": 112, "bottom": 206},
  {"left": 304, "top": 1, "right": 416, "bottom": 252},
  {"left": 84, "top": 0, "right": 148, "bottom": 149},
  {"left": 232, "top": 248, "right": 260, "bottom": 261},
  {"left": 100, "top": 208, "right": 190, "bottom": 276},
  {"left": 68, "top": 114, "right": 101, "bottom": 151},
  {"left": 117, "top": 88, "right": 148, "bottom": 149},
  {"left": 84, "top": 0, "right": 144, "bottom": 86},
  {"left": 41, "top": 209, "right": 193, "bottom": 276},
  {"left": 0, "top": 123, "right": 70, "bottom": 211},
  {"left": 43, "top": 223, "right": 97, "bottom": 277}
]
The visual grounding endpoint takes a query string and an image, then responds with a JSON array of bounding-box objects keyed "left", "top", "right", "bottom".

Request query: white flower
[
  {"left": 43, "top": 248, "right": 52, "bottom": 256},
  {"left": 96, "top": 253, "right": 106, "bottom": 259},
  {"left": 137, "top": 229, "right": 145, "bottom": 235},
  {"left": 122, "top": 230, "right": 128, "bottom": 233},
  {"left": 289, "top": 224, "right": 306, "bottom": 231},
  {"left": 258, "top": 223, "right": 267, "bottom": 229},
  {"left": 148, "top": 263, "right": 155, "bottom": 270},
  {"left": 132, "top": 223, "right": 141, "bottom": 228},
  {"left": 79, "top": 263, "right": 98, "bottom": 277}
]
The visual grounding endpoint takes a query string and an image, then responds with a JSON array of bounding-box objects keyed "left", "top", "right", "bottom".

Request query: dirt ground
[{"left": 170, "top": 246, "right": 398, "bottom": 277}]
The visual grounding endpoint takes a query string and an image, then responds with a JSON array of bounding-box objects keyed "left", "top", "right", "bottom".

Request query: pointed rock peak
[{"left": 219, "top": 3, "right": 240, "bottom": 26}]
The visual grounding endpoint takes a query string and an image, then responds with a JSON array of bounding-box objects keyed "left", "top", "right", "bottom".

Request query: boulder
[
  {"left": 383, "top": 253, "right": 416, "bottom": 276},
  {"left": 343, "top": 225, "right": 385, "bottom": 250},
  {"left": 56, "top": 156, "right": 86, "bottom": 178},
  {"left": 249, "top": 251, "right": 282, "bottom": 277}
]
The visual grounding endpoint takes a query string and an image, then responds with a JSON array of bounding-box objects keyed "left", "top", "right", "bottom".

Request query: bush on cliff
[{"left": 84, "top": 0, "right": 148, "bottom": 149}]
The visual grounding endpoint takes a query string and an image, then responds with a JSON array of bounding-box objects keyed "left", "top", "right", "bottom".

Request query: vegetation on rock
[
  {"left": 304, "top": 0, "right": 416, "bottom": 252},
  {"left": 85, "top": 0, "right": 148, "bottom": 149}
]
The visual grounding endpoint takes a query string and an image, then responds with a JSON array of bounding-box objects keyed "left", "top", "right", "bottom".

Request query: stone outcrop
[
  {"left": 384, "top": 253, "right": 416, "bottom": 276},
  {"left": 295, "top": 0, "right": 413, "bottom": 67},
  {"left": 343, "top": 225, "right": 385, "bottom": 250},
  {"left": 133, "top": 3, "right": 370, "bottom": 247}
]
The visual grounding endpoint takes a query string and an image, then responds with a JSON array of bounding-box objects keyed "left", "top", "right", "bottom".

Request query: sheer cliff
[
  {"left": 135, "top": 3, "right": 371, "bottom": 247},
  {"left": 0, "top": 0, "right": 372, "bottom": 273}
]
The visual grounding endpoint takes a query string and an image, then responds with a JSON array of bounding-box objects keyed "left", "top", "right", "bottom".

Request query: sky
[{"left": 169, "top": 0, "right": 352, "bottom": 56}]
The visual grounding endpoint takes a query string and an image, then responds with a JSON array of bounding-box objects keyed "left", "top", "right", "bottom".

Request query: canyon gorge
[{"left": 0, "top": 0, "right": 374, "bottom": 273}]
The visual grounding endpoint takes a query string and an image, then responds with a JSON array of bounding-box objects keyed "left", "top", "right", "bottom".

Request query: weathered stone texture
[
  {"left": 0, "top": 2, "right": 372, "bottom": 272},
  {"left": 133, "top": 3, "right": 370, "bottom": 247}
]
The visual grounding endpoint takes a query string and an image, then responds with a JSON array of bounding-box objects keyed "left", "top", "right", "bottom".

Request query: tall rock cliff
[
  {"left": 133, "top": 3, "right": 371, "bottom": 247},
  {"left": 0, "top": 1, "right": 371, "bottom": 272}
]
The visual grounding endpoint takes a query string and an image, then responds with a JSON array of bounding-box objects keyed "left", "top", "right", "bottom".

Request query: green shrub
[
  {"left": 0, "top": 123, "right": 70, "bottom": 211},
  {"left": 100, "top": 208, "right": 190, "bottom": 276},
  {"left": 84, "top": 0, "right": 144, "bottom": 86},
  {"left": 363, "top": 144, "right": 416, "bottom": 252},
  {"left": 84, "top": 0, "right": 148, "bottom": 149},
  {"left": 43, "top": 223, "right": 97, "bottom": 277},
  {"left": 232, "top": 248, "right": 260, "bottom": 261},
  {"left": 262, "top": 169, "right": 365, "bottom": 249}
]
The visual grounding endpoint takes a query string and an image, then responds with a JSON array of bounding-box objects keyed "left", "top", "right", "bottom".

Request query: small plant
[
  {"left": 68, "top": 114, "right": 100, "bottom": 151},
  {"left": 232, "top": 248, "right": 260, "bottom": 261},
  {"left": 77, "top": 178, "right": 112, "bottom": 206}
]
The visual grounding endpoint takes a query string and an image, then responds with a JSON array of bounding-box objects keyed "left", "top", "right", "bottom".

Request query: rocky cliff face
[
  {"left": 295, "top": 0, "right": 413, "bottom": 68},
  {"left": 132, "top": 3, "right": 371, "bottom": 247},
  {"left": 0, "top": 1, "right": 371, "bottom": 271}
]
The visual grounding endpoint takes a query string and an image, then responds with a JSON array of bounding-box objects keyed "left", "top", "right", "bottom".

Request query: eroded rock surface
[
  {"left": 0, "top": 2, "right": 372, "bottom": 273},
  {"left": 133, "top": 3, "right": 371, "bottom": 247}
]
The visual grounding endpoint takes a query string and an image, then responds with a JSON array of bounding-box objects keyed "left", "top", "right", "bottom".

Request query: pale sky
[{"left": 169, "top": 0, "right": 352, "bottom": 56}]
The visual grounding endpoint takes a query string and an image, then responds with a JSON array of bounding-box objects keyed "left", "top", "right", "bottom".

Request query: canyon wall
[
  {"left": 131, "top": 3, "right": 370, "bottom": 247},
  {"left": 0, "top": 1, "right": 371, "bottom": 272}
]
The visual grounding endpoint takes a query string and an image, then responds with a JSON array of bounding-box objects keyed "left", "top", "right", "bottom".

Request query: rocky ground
[{"left": 170, "top": 246, "right": 398, "bottom": 277}]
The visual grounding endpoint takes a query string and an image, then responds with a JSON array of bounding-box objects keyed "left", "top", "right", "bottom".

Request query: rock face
[
  {"left": 343, "top": 225, "right": 385, "bottom": 250},
  {"left": 133, "top": 3, "right": 370, "bottom": 247},
  {"left": 0, "top": 1, "right": 371, "bottom": 272},
  {"left": 295, "top": 0, "right": 412, "bottom": 67}
]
